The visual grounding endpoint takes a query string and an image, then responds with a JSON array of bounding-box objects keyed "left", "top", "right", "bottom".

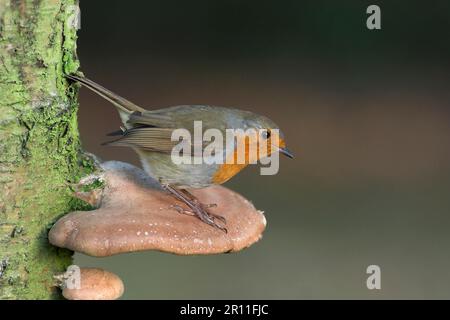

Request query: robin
[{"left": 66, "top": 74, "right": 293, "bottom": 232}]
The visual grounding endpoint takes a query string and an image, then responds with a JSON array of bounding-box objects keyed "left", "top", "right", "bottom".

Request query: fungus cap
[{"left": 49, "top": 161, "right": 266, "bottom": 257}]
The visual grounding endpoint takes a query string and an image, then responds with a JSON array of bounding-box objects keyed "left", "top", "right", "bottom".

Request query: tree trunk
[{"left": 0, "top": 0, "right": 89, "bottom": 299}]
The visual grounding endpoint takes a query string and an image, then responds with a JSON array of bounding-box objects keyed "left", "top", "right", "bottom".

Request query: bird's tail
[{"left": 65, "top": 74, "right": 146, "bottom": 115}]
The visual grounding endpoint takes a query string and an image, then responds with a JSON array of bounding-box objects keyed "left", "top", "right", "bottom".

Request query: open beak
[{"left": 280, "top": 147, "right": 294, "bottom": 159}]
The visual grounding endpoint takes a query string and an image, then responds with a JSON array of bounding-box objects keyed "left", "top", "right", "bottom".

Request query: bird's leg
[
  {"left": 169, "top": 204, "right": 196, "bottom": 216},
  {"left": 178, "top": 189, "right": 225, "bottom": 223},
  {"left": 162, "top": 184, "right": 227, "bottom": 233},
  {"left": 170, "top": 203, "right": 217, "bottom": 217}
]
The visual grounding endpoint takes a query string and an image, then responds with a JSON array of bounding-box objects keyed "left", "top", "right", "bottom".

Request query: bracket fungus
[
  {"left": 49, "top": 161, "right": 266, "bottom": 257},
  {"left": 56, "top": 267, "right": 124, "bottom": 300}
]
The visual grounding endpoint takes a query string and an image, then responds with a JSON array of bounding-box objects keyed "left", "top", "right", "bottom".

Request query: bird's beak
[{"left": 279, "top": 147, "right": 294, "bottom": 159}]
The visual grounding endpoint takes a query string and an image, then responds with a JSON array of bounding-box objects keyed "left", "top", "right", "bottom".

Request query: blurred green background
[{"left": 74, "top": 0, "right": 450, "bottom": 299}]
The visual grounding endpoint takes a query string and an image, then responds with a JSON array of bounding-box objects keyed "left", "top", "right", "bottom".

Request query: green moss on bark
[{"left": 0, "top": 0, "right": 91, "bottom": 299}]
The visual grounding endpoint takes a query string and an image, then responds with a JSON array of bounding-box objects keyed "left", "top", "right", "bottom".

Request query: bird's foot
[
  {"left": 169, "top": 204, "right": 196, "bottom": 216},
  {"left": 163, "top": 185, "right": 227, "bottom": 233},
  {"left": 191, "top": 202, "right": 228, "bottom": 233},
  {"left": 169, "top": 203, "right": 227, "bottom": 232},
  {"left": 169, "top": 203, "right": 217, "bottom": 215}
]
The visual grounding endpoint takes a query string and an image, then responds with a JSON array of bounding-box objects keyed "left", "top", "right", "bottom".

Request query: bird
[{"left": 66, "top": 74, "right": 293, "bottom": 232}]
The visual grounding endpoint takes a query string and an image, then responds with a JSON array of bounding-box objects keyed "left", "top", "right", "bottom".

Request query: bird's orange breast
[
  {"left": 211, "top": 134, "right": 284, "bottom": 184},
  {"left": 212, "top": 163, "right": 248, "bottom": 184},
  {"left": 212, "top": 138, "right": 251, "bottom": 184},
  {"left": 211, "top": 136, "right": 255, "bottom": 184}
]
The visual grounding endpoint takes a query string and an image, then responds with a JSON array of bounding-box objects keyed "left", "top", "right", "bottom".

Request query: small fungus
[{"left": 58, "top": 267, "right": 124, "bottom": 300}]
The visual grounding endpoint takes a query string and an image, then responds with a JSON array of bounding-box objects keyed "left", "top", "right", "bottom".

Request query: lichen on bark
[{"left": 0, "top": 0, "right": 91, "bottom": 299}]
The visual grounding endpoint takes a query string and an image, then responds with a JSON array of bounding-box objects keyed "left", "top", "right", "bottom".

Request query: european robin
[{"left": 66, "top": 74, "right": 293, "bottom": 232}]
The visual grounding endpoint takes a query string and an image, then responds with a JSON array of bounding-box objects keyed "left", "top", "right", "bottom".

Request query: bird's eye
[{"left": 261, "top": 130, "right": 271, "bottom": 139}]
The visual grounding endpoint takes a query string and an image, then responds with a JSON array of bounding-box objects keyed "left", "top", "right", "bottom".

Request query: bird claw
[
  {"left": 163, "top": 184, "right": 227, "bottom": 233},
  {"left": 208, "top": 211, "right": 226, "bottom": 224},
  {"left": 169, "top": 205, "right": 196, "bottom": 216},
  {"left": 169, "top": 203, "right": 227, "bottom": 233},
  {"left": 192, "top": 204, "right": 228, "bottom": 233}
]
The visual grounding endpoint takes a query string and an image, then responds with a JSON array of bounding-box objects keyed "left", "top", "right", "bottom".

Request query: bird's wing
[
  {"left": 127, "top": 111, "right": 176, "bottom": 128},
  {"left": 126, "top": 105, "right": 232, "bottom": 131},
  {"left": 106, "top": 106, "right": 235, "bottom": 156},
  {"left": 103, "top": 127, "right": 207, "bottom": 155}
]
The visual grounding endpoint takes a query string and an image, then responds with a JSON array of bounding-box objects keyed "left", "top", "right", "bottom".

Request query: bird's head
[
  {"left": 246, "top": 114, "right": 293, "bottom": 160},
  {"left": 226, "top": 113, "right": 293, "bottom": 164}
]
